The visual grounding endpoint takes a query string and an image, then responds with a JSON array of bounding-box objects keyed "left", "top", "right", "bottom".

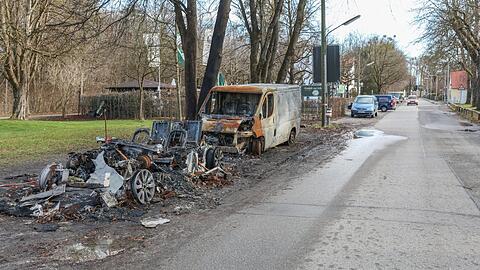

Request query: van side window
[
  {"left": 267, "top": 94, "right": 274, "bottom": 117},
  {"left": 262, "top": 98, "right": 267, "bottom": 119}
]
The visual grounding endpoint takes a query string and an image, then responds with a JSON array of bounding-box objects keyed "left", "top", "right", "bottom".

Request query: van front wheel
[{"left": 288, "top": 129, "right": 296, "bottom": 146}]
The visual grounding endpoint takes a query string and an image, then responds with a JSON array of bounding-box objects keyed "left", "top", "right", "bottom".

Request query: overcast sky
[{"left": 325, "top": 0, "right": 425, "bottom": 57}]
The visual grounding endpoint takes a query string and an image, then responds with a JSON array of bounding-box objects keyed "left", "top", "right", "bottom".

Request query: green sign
[{"left": 301, "top": 84, "right": 322, "bottom": 97}]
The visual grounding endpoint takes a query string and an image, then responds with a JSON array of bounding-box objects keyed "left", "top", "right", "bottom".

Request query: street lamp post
[
  {"left": 320, "top": 7, "right": 360, "bottom": 127},
  {"left": 320, "top": 0, "right": 327, "bottom": 127}
]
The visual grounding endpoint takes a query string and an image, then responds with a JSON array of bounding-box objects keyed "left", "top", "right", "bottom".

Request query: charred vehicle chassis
[{"left": 41, "top": 120, "right": 223, "bottom": 205}]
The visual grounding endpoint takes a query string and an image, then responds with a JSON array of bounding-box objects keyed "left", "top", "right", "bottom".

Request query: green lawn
[
  {"left": 0, "top": 119, "right": 152, "bottom": 167},
  {"left": 458, "top": 104, "right": 476, "bottom": 109}
]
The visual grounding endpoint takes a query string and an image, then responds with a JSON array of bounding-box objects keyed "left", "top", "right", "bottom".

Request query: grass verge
[{"left": 0, "top": 119, "right": 152, "bottom": 167}]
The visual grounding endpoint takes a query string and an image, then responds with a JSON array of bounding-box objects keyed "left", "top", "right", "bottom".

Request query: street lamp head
[
  {"left": 342, "top": 15, "right": 361, "bottom": 26},
  {"left": 366, "top": 61, "right": 375, "bottom": 67}
]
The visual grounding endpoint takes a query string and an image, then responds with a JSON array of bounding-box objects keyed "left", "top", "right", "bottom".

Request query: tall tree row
[
  {"left": 0, "top": 0, "right": 138, "bottom": 119},
  {"left": 416, "top": 0, "right": 480, "bottom": 107},
  {"left": 0, "top": 0, "right": 320, "bottom": 120}
]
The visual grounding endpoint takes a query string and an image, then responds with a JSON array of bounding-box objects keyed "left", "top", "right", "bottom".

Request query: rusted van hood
[{"left": 202, "top": 117, "right": 244, "bottom": 134}]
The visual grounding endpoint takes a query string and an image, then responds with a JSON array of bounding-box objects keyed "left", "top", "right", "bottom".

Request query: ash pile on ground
[
  {"left": 0, "top": 124, "right": 354, "bottom": 268},
  {"left": 0, "top": 166, "right": 230, "bottom": 223},
  {"left": 0, "top": 124, "right": 352, "bottom": 225}
]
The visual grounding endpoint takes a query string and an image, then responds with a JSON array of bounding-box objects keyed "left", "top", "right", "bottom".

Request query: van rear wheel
[{"left": 287, "top": 129, "right": 296, "bottom": 145}]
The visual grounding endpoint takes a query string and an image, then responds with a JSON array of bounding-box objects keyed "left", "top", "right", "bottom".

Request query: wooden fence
[{"left": 448, "top": 103, "right": 480, "bottom": 123}]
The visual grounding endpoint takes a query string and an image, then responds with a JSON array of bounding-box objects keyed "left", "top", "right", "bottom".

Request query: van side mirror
[{"left": 347, "top": 103, "right": 352, "bottom": 110}]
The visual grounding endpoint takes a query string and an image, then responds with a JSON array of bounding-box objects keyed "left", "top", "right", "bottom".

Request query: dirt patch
[{"left": 0, "top": 123, "right": 355, "bottom": 269}]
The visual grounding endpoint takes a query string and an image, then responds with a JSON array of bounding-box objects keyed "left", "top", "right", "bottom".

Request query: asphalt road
[{"left": 130, "top": 100, "right": 480, "bottom": 269}]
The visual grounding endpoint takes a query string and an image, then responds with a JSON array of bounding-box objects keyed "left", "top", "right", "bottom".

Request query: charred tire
[
  {"left": 380, "top": 106, "right": 387, "bottom": 112},
  {"left": 130, "top": 169, "right": 155, "bottom": 204},
  {"left": 132, "top": 128, "right": 151, "bottom": 144},
  {"left": 287, "top": 129, "right": 296, "bottom": 146},
  {"left": 252, "top": 137, "right": 264, "bottom": 155},
  {"left": 205, "top": 148, "right": 223, "bottom": 169}
]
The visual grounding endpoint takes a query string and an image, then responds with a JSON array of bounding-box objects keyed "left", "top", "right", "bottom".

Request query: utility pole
[{"left": 321, "top": 0, "right": 327, "bottom": 127}]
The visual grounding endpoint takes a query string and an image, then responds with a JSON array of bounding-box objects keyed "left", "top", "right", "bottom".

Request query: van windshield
[
  {"left": 355, "top": 97, "right": 374, "bottom": 104},
  {"left": 206, "top": 92, "right": 262, "bottom": 117}
]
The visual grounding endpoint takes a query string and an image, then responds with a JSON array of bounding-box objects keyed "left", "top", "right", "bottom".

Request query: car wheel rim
[{"left": 131, "top": 169, "right": 155, "bottom": 204}]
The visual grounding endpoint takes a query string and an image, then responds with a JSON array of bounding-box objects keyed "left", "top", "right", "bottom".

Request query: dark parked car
[{"left": 375, "top": 95, "right": 396, "bottom": 112}]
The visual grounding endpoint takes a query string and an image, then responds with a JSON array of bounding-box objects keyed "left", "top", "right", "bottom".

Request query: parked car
[
  {"left": 406, "top": 95, "right": 419, "bottom": 106},
  {"left": 388, "top": 92, "right": 405, "bottom": 103},
  {"left": 199, "top": 84, "right": 302, "bottom": 155},
  {"left": 349, "top": 95, "right": 378, "bottom": 118},
  {"left": 375, "top": 95, "right": 396, "bottom": 112}
]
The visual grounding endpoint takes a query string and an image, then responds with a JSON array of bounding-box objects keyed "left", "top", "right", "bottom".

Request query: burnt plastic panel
[
  {"left": 151, "top": 120, "right": 202, "bottom": 146},
  {"left": 151, "top": 121, "right": 172, "bottom": 143},
  {"left": 184, "top": 120, "right": 202, "bottom": 145}
]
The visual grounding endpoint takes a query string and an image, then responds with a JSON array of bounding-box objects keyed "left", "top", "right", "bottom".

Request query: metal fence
[
  {"left": 301, "top": 97, "right": 350, "bottom": 121},
  {"left": 80, "top": 91, "right": 180, "bottom": 119}
]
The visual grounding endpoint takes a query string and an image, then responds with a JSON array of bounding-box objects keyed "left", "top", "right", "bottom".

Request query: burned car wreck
[
  {"left": 61, "top": 120, "right": 224, "bottom": 205},
  {"left": 0, "top": 120, "right": 227, "bottom": 222},
  {"left": 200, "top": 84, "right": 302, "bottom": 155}
]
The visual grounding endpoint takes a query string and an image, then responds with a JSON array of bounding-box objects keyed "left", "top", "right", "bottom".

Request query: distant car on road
[
  {"left": 349, "top": 95, "right": 378, "bottom": 118},
  {"left": 375, "top": 95, "right": 396, "bottom": 112},
  {"left": 388, "top": 92, "right": 405, "bottom": 103},
  {"left": 406, "top": 95, "right": 419, "bottom": 106}
]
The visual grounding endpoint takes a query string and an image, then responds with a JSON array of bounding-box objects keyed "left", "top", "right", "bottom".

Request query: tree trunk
[
  {"left": 174, "top": 0, "right": 198, "bottom": 120},
  {"left": 475, "top": 64, "right": 480, "bottom": 108},
  {"left": 250, "top": 33, "right": 260, "bottom": 82},
  {"left": 139, "top": 80, "right": 145, "bottom": 120},
  {"left": 198, "top": 0, "right": 231, "bottom": 111},
  {"left": 11, "top": 81, "right": 28, "bottom": 120},
  {"left": 183, "top": 36, "right": 197, "bottom": 119}
]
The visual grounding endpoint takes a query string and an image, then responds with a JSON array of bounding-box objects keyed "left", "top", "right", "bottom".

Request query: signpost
[{"left": 301, "top": 84, "right": 322, "bottom": 97}]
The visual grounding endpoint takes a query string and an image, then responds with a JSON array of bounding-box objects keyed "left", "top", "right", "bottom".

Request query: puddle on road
[{"left": 354, "top": 129, "right": 384, "bottom": 138}]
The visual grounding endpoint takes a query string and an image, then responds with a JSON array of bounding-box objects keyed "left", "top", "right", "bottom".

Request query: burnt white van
[{"left": 199, "top": 84, "right": 301, "bottom": 154}]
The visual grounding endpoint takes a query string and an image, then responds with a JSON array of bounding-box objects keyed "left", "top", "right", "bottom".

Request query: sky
[{"left": 325, "top": 0, "right": 425, "bottom": 57}]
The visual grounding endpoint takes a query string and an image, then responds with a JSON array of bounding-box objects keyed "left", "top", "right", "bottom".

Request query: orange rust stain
[
  {"left": 252, "top": 116, "right": 263, "bottom": 138},
  {"left": 211, "top": 85, "right": 264, "bottom": 94},
  {"left": 203, "top": 119, "right": 242, "bottom": 133}
]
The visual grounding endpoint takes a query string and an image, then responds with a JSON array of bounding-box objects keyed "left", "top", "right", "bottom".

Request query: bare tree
[
  {"left": 0, "top": 0, "right": 138, "bottom": 119},
  {"left": 276, "top": 0, "right": 307, "bottom": 83},
  {"left": 416, "top": 0, "right": 480, "bottom": 107},
  {"left": 362, "top": 37, "right": 409, "bottom": 93},
  {"left": 237, "top": 0, "right": 285, "bottom": 82},
  {"left": 198, "top": 0, "right": 232, "bottom": 110},
  {"left": 172, "top": 0, "right": 198, "bottom": 120}
]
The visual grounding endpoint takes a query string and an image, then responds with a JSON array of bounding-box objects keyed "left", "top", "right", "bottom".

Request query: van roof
[{"left": 211, "top": 84, "right": 299, "bottom": 94}]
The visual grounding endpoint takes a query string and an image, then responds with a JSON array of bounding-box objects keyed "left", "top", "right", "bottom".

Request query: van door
[{"left": 261, "top": 92, "right": 276, "bottom": 149}]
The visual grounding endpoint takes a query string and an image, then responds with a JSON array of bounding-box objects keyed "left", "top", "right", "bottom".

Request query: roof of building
[
  {"left": 450, "top": 71, "right": 468, "bottom": 89},
  {"left": 211, "top": 84, "right": 299, "bottom": 94},
  {"left": 106, "top": 80, "right": 176, "bottom": 91}
]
